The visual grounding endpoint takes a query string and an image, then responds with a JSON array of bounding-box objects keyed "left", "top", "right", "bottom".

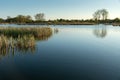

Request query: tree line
[
  {"left": 0, "top": 13, "right": 45, "bottom": 24},
  {"left": 0, "top": 10, "right": 120, "bottom": 24}
]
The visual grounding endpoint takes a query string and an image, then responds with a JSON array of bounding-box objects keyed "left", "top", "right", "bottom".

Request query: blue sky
[{"left": 0, "top": 0, "right": 120, "bottom": 20}]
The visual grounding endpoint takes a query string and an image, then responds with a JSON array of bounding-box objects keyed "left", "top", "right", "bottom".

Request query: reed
[
  {"left": 0, "top": 35, "right": 36, "bottom": 55},
  {"left": 0, "top": 27, "right": 53, "bottom": 56}
]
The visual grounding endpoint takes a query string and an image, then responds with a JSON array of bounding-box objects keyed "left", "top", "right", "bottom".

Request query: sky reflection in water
[{"left": 0, "top": 25, "right": 120, "bottom": 80}]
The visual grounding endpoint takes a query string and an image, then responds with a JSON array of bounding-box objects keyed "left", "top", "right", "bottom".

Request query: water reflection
[
  {"left": 93, "top": 25, "right": 107, "bottom": 38},
  {"left": 0, "top": 25, "right": 109, "bottom": 58},
  {"left": 54, "top": 28, "right": 59, "bottom": 34},
  {"left": 1, "top": 25, "right": 120, "bottom": 80}
]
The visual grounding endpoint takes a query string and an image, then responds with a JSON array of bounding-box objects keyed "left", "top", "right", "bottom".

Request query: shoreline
[{"left": 0, "top": 22, "right": 120, "bottom": 26}]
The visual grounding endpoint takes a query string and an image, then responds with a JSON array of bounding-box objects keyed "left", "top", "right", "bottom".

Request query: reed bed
[
  {"left": 0, "top": 35, "right": 36, "bottom": 57},
  {"left": 0, "top": 27, "right": 53, "bottom": 56},
  {"left": 0, "top": 27, "right": 53, "bottom": 40}
]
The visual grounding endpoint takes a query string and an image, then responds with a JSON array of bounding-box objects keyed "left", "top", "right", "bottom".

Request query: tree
[
  {"left": 93, "top": 9, "right": 109, "bottom": 23},
  {"left": 113, "top": 18, "right": 120, "bottom": 23},
  {"left": 6, "top": 16, "right": 13, "bottom": 23},
  {"left": 7, "top": 16, "right": 11, "bottom": 19},
  {"left": 101, "top": 9, "right": 108, "bottom": 20},
  {"left": 93, "top": 10, "right": 101, "bottom": 21},
  {"left": 15, "top": 15, "right": 32, "bottom": 23},
  {"left": 0, "top": 18, "right": 4, "bottom": 23},
  {"left": 26, "top": 15, "right": 32, "bottom": 20},
  {"left": 35, "top": 13, "right": 45, "bottom": 21}
]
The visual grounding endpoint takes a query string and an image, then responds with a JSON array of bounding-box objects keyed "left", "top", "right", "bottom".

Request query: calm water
[{"left": 0, "top": 25, "right": 120, "bottom": 80}]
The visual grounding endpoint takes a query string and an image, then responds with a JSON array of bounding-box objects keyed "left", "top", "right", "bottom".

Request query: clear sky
[{"left": 0, "top": 0, "right": 120, "bottom": 20}]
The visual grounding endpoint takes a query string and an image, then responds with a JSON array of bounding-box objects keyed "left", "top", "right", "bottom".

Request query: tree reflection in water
[{"left": 93, "top": 25, "right": 107, "bottom": 38}]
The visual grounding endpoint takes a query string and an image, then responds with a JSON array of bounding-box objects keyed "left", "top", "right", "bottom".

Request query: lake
[{"left": 0, "top": 25, "right": 120, "bottom": 80}]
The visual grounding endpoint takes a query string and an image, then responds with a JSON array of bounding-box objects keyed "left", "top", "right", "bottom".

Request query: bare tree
[
  {"left": 101, "top": 9, "right": 108, "bottom": 20},
  {"left": 35, "top": 13, "right": 45, "bottom": 21},
  {"left": 26, "top": 15, "right": 32, "bottom": 20},
  {"left": 7, "top": 16, "right": 11, "bottom": 19},
  {"left": 93, "top": 10, "right": 101, "bottom": 21},
  {"left": 93, "top": 9, "right": 108, "bottom": 22}
]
